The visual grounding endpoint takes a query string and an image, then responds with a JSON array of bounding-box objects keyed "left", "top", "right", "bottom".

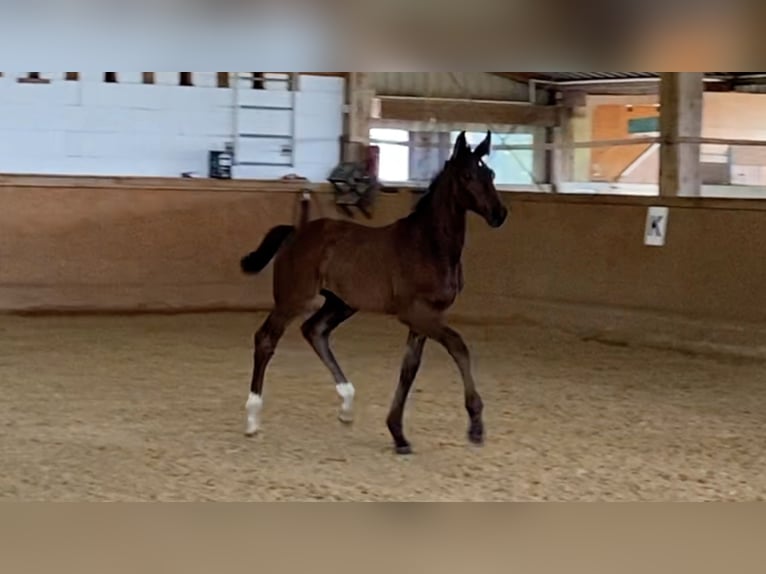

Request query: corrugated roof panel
[
  {"left": 516, "top": 72, "right": 766, "bottom": 83},
  {"left": 533, "top": 72, "right": 654, "bottom": 82}
]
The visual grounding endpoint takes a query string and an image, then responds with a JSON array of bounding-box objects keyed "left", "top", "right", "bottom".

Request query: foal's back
[{"left": 273, "top": 217, "right": 412, "bottom": 313}]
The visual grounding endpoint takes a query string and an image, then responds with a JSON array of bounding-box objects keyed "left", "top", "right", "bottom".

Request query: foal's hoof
[
  {"left": 338, "top": 412, "right": 354, "bottom": 425},
  {"left": 468, "top": 426, "right": 485, "bottom": 446},
  {"left": 395, "top": 444, "right": 413, "bottom": 456}
]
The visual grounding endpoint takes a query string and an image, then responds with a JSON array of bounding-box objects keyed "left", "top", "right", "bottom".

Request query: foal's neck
[{"left": 415, "top": 177, "right": 466, "bottom": 265}]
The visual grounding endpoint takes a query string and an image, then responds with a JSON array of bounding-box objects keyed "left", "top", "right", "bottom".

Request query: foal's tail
[
  {"left": 240, "top": 225, "right": 295, "bottom": 275},
  {"left": 299, "top": 189, "right": 311, "bottom": 228},
  {"left": 240, "top": 191, "right": 311, "bottom": 275}
]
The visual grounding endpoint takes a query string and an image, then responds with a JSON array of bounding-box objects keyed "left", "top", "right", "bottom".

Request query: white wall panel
[{"left": 0, "top": 73, "right": 345, "bottom": 181}]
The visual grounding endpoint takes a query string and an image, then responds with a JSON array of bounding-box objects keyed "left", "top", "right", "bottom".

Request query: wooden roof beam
[
  {"left": 377, "top": 96, "right": 559, "bottom": 128},
  {"left": 490, "top": 72, "right": 546, "bottom": 83}
]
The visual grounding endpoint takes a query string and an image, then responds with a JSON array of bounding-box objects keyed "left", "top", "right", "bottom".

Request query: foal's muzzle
[{"left": 488, "top": 205, "right": 509, "bottom": 228}]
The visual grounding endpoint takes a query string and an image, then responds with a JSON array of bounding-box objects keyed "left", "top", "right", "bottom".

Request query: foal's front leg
[
  {"left": 402, "top": 310, "right": 485, "bottom": 447},
  {"left": 432, "top": 324, "right": 484, "bottom": 445},
  {"left": 386, "top": 331, "right": 427, "bottom": 455}
]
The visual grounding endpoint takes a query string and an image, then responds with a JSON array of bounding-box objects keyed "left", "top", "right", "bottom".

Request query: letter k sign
[{"left": 645, "top": 206, "right": 669, "bottom": 247}]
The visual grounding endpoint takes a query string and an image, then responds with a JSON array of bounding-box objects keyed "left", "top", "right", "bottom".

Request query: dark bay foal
[{"left": 240, "top": 131, "right": 508, "bottom": 454}]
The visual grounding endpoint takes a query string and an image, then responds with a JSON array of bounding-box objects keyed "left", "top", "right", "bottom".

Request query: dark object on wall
[
  {"left": 18, "top": 73, "right": 50, "bottom": 84},
  {"left": 252, "top": 73, "right": 266, "bottom": 89},
  {"left": 209, "top": 150, "right": 233, "bottom": 179},
  {"left": 701, "top": 162, "right": 730, "bottom": 186},
  {"left": 366, "top": 144, "right": 380, "bottom": 180},
  {"left": 327, "top": 153, "right": 380, "bottom": 219}
]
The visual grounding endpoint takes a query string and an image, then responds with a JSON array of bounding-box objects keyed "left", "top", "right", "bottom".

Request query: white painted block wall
[{"left": 0, "top": 73, "right": 344, "bottom": 181}]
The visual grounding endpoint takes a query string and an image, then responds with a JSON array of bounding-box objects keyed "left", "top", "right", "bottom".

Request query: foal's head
[{"left": 446, "top": 131, "right": 508, "bottom": 228}]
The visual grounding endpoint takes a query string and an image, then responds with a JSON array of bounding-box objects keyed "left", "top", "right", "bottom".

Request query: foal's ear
[
  {"left": 474, "top": 131, "right": 492, "bottom": 158},
  {"left": 452, "top": 131, "right": 469, "bottom": 159}
]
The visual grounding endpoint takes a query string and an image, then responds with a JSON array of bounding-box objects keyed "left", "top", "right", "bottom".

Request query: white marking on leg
[
  {"left": 336, "top": 382, "right": 355, "bottom": 423},
  {"left": 245, "top": 393, "right": 263, "bottom": 436}
]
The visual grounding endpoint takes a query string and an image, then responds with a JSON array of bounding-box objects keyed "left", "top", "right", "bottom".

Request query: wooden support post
[
  {"left": 554, "top": 90, "right": 586, "bottom": 186},
  {"left": 659, "top": 72, "right": 703, "bottom": 197},
  {"left": 345, "top": 72, "right": 374, "bottom": 162},
  {"left": 531, "top": 127, "right": 549, "bottom": 185},
  {"left": 553, "top": 105, "right": 575, "bottom": 188}
]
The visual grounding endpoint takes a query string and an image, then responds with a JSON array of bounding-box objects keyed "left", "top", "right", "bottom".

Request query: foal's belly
[{"left": 320, "top": 247, "right": 397, "bottom": 314}]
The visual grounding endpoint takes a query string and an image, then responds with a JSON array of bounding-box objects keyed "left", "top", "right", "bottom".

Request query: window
[
  {"left": 368, "top": 128, "right": 536, "bottom": 185},
  {"left": 451, "top": 131, "right": 535, "bottom": 185},
  {"left": 370, "top": 128, "right": 410, "bottom": 182}
]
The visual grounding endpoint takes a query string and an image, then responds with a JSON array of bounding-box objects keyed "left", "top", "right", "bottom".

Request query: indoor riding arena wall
[
  {"left": 3, "top": 175, "right": 766, "bottom": 354},
  {"left": 6, "top": 174, "right": 766, "bottom": 502}
]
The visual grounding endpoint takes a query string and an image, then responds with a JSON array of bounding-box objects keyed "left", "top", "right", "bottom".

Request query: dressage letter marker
[{"left": 644, "top": 206, "right": 669, "bottom": 247}]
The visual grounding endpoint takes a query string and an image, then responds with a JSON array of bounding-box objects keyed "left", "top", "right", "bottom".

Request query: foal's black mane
[{"left": 411, "top": 163, "right": 454, "bottom": 216}]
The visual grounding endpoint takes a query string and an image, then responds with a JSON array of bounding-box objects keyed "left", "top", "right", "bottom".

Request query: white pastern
[
  {"left": 336, "top": 382, "right": 355, "bottom": 423},
  {"left": 245, "top": 393, "right": 263, "bottom": 436}
]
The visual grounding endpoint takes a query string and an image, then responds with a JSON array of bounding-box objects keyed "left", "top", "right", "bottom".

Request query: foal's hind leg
[
  {"left": 245, "top": 310, "right": 296, "bottom": 436},
  {"left": 301, "top": 292, "right": 357, "bottom": 423}
]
